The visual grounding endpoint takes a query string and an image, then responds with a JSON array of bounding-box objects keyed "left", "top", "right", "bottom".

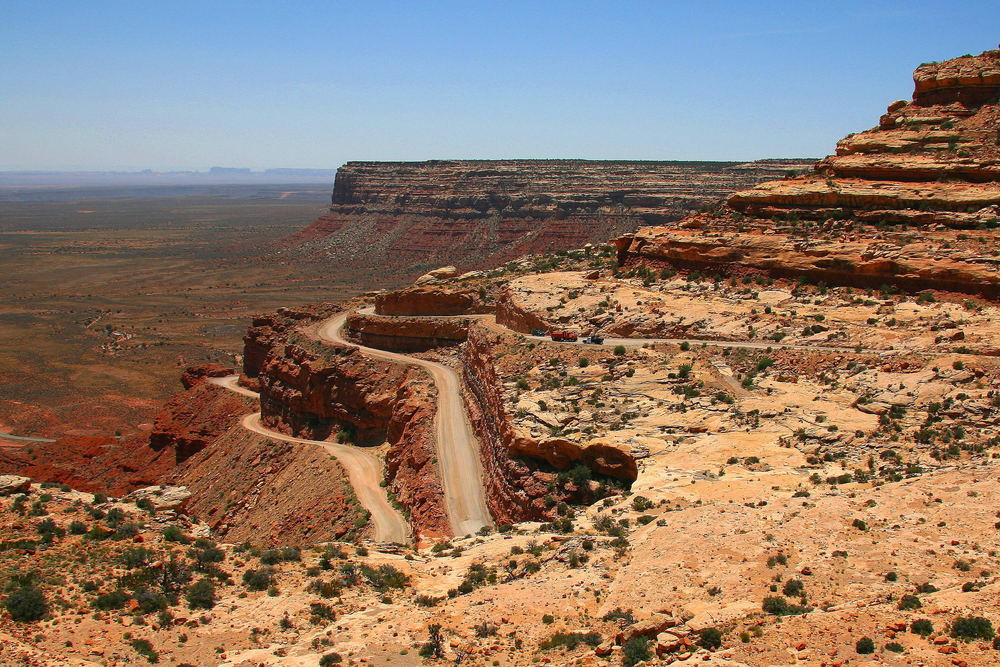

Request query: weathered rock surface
[
  {"left": 345, "top": 312, "right": 471, "bottom": 352},
  {"left": 619, "top": 48, "right": 1000, "bottom": 296},
  {"left": 616, "top": 223, "right": 1000, "bottom": 297},
  {"left": 168, "top": 427, "right": 369, "bottom": 546},
  {"left": 0, "top": 474, "right": 30, "bottom": 495},
  {"left": 180, "top": 362, "right": 235, "bottom": 389},
  {"left": 248, "top": 309, "right": 450, "bottom": 539},
  {"left": 149, "top": 382, "right": 250, "bottom": 463},
  {"left": 374, "top": 285, "right": 491, "bottom": 316},
  {"left": 123, "top": 485, "right": 192, "bottom": 511},
  {"left": 285, "top": 158, "right": 815, "bottom": 278}
]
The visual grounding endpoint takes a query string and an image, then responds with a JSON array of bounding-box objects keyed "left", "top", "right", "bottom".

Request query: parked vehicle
[
  {"left": 549, "top": 330, "right": 579, "bottom": 342},
  {"left": 530, "top": 329, "right": 546, "bottom": 336},
  {"left": 583, "top": 335, "right": 604, "bottom": 345}
]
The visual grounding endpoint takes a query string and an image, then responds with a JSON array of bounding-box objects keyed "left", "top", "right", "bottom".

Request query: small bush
[
  {"left": 622, "top": 636, "right": 652, "bottom": 666},
  {"left": 951, "top": 616, "right": 995, "bottom": 641},
  {"left": 92, "top": 589, "right": 129, "bottom": 611},
  {"left": 4, "top": 587, "right": 47, "bottom": 622},
  {"left": 782, "top": 579, "right": 804, "bottom": 597},
  {"left": 697, "top": 627, "right": 723, "bottom": 650},
  {"left": 910, "top": 618, "right": 933, "bottom": 636},
  {"left": 885, "top": 642, "right": 904, "bottom": 653},
  {"left": 613, "top": 345, "right": 626, "bottom": 356},
  {"left": 898, "top": 594, "right": 922, "bottom": 610},
  {"left": 539, "top": 631, "right": 602, "bottom": 651},
  {"left": 855, "top": 637, "right": 875, "bottom": 654},
  {"left": 185, "top": 579, "right": 215, "bottom": 610},
  {"left": 242, "top": 568, "right": 274, "bottom": 591},
  {"left": 319, "top": 653, "right": 343, "bottom": 666}
]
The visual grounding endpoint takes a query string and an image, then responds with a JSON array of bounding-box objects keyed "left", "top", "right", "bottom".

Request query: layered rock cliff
[
  {"left": 618, "top": 49, "right": 1000, "bottom": 296},
  {"left": 461, "top": 325, "right": 634, "bottom": 524},
  {"left": 285, "top": 158, "right": 814, "bottom": 279},
  {"left": 246, "top": 310, "right": 450, "bottom": 538}
]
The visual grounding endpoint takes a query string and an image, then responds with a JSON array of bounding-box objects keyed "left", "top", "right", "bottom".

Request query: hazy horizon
[{"left": 3, "top": 1, "right": 998, "bottom": 171}]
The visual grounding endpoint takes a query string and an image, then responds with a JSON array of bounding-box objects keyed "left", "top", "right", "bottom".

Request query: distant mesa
[{"left": 284, "top": 157, "right": 817, "bottom": 277}]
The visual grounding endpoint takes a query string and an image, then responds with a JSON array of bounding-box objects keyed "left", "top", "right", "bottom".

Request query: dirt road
[
  {"left": 208, "top": 376, "right": 410, "bottom": 544},
  {"left": 317, "top": 313, "right": 493, "bottom": 536}
]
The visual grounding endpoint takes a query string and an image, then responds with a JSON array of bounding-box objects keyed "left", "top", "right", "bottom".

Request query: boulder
[
  {"left": 0, "top": 475, "right": 31, "bottom": 496},
  {"left": 415, "top": 266, "right": 459, "bottom": 285},
  {"left": 124, "top": 485, "right": 192, "bottom": 512}
]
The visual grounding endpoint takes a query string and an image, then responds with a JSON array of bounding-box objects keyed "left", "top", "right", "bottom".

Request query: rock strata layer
[{"left": 286, "top": 158, "right": 815, "bottom": 278}]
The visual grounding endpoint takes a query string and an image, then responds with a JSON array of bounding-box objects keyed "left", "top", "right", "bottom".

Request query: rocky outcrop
[
  {"left": 912, "top": 50, "right": 1000, "bottom": 107},
  {"left": 495, "top": 287, "right": 555, "bottom": 334},
  {"left": 374, "top": 286, "right": 491, "bottom": 316},
  {"left": 616, "top": 224, "right": 1000, "bottom": 297},
  {"left": 0, "top": 383, "right": 253, "bottom": 496},
  {"left": 168, "top": 427, "right": 371, "bottom": 546},
  {"left": 345, "top": 313, "right": 471, "bottom": 352},
  {"left": 149, "top": 382, "right": 251, "bottom": 463},
  {"left": 620, "top": 49, "right": 1000, "bottom": 296},
  {"left": 253, "top": 322, "right": 449, "bottom": 539},
  {"left": 461, "top": 326, "right": 635, "bottom": 524},
  {"left": 243, "top": 306, "right": 337, "bottom": 378},
  {"left": 0, "top": 475, "right": 31, "bottom": 496},
  {"left": 123, "top": 485, "right": 192, "bottom": 512},
  {"left": 180, "top": 363, "right": 234, "bottom": 389},
  {"left": 285, "top": 159, "right": 815, "bottom": 279},
  {"left": 728, "top": 49, "right": 999, "bottom": 224}
]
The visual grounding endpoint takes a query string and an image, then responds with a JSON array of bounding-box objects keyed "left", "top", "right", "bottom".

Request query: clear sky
[{"left": 2, "top": 1, "right": 997, "bottom": 171}]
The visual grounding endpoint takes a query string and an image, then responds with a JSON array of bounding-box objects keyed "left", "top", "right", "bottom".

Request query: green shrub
[
  {"left": 855, "top": 637, "right": 875, "bottom": 654},
  {"left": 910, "top": 618, "right": 933, "bottom": 636},
  {"left": 951, "top": 616, "right": 995, "bottom": 641},
  {"left": 539, "top": 631, "right": 602, "bottom": 651},
  {"left": 613, "top": 345, "right": 626, "bottom": 356},
  {"left": 4, "top": 586, "right": 47, "bottom": 622},
  {"left": 782, "top": 579, "right": 804, "bottom": 596},
  {"left": 631, "top": 496, "right": 653, "bottom": 512},
  {"left": 130, "top": 638, "right": 159, "bottom": 663},
  {"left": 242, "top": 568, "right": 274, "bottom": 591},
  {"left": 623, "top": 636, "right": 652, "bottom": 666},
  {"left": 762, "top": 596, "right": 809, "bottom": 616},
  {"left": 92, "top": 589, "right": 129, "bottom": 610},
  {"left": 897, "top": 594, "right": 922, "bottom": 610},
  {"left": 185, "top": 579, "right": 216, "bottom": 610},
  {"left": 697, "top": 627, "right": 723, "bottom": 650},
  {"left": 319, "top": 653, "right": 343, "bottom": 666},
  {"left": 886, "top": 642, "right": 904, "bottom": 653}
]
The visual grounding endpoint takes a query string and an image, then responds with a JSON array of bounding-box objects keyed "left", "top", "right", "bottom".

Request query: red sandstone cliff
[
  {"left": 284, "top": 158, "right": 815, "bottom": 279},
  {"left": 617, "top": 49, "right": 1000, "bottom": 296},
  {"left": 246, "top": 310, "right": 450, "bottom": 539}
]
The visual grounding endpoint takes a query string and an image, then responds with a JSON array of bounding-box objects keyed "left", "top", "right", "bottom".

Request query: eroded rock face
[
  {"left": 0, "top": 475, "right": 30, "bottom": 496},
  {"left": 285, "top": 159, "right": 815, "bottom": 278},
  {"left": 345, "top": 313, "right": 471, "bottom": 352},
  {"left": 374, "top": 286, "right": 491, "bottom": 316},
  {"left": 180, "top": 363, "right": 234, "bottom": 390},
  {"left": 123, "top": 485, "right": 192, "bottom": 511},
  {"left": 168, "top": 427, "right": 372, "bottom": 546},
  {"left": 149, "top": 382, "right": 250, "bottom": 463},
  {"left": 250, "top": 312, "right": 449, "bottom": 539},
  {"left": 620, "top": 49, "right": 1000, "bottom": 296},
  {"left": 461, "top": 326, "right": 636, "bottom": 524},
  {"left": 617, "top": 223, "right": 1000, "bottom": 297}
]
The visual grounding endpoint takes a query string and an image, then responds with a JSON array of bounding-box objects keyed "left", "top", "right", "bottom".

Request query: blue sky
[{"left": 2, "top": 1, "right": 997, "bottom": 170}]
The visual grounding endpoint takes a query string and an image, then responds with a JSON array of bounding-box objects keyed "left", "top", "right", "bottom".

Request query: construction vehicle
[{"left": 549, "top": 330, "right": 578, "bottom": 342}]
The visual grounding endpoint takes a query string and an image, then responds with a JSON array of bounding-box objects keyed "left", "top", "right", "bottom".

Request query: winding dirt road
[
  {"left": 317, "top": 313, "right": 494, "bottom": 536},
  {"left": 207, "top": 377, "right": 410, "bottom": 544}
]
